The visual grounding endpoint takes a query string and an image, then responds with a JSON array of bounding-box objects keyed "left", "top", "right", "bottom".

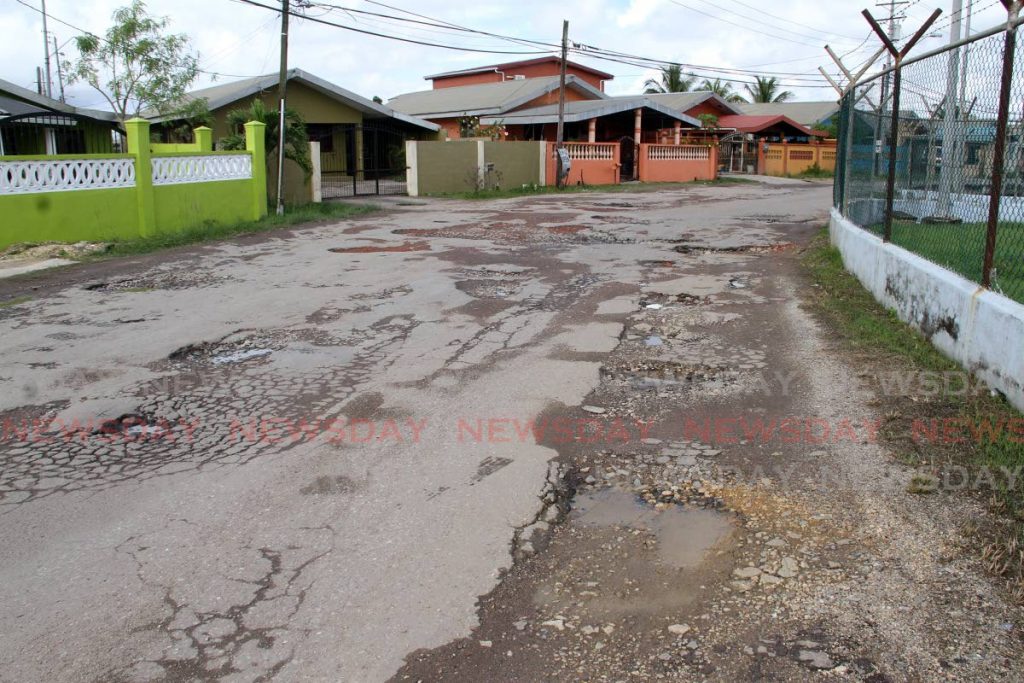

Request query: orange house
[{"left": 425, "top": 57, "right": 613, "bottom": 91}]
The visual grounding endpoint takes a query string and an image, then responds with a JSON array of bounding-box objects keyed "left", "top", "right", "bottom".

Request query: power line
[
  {"left": 723, "top": 0, "right": 866, "bottom": 41},
  {"left": 666, "top": 0, "right": 835, "bottom": 48},
  {"left": 232, "top": 0, "right": 552, "bottom": 54}
]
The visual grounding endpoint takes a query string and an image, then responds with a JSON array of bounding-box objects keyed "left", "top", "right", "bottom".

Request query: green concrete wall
[
  {"left": 414, "top": 141, "right": 542, "bottom": 195},
  {"left": 153, "top": 178, "right": 255, "bottom": 233},
  {"left": 415, "top": 142, "right": 480, "bottom": 194},
  {"left": 0, "top": 120, "right": 268, "bottom": 250},
  {"left": 483, "top": 141, "right": 542, "bottom": 190},
  {"left": 0, "top": 183, "right": 139, "bottom": 247}
]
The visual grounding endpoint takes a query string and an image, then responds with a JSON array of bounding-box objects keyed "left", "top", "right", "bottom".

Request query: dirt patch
[{"left": 328, "top": 240, "right": 430, "bottom": 254}]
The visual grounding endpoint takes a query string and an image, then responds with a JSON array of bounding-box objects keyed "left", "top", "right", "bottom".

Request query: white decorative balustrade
[
  {"left": 0, "top": 157, "right": 136, "bottom": 194},
  {"left": 647, "top": 145, "right": 710, "bottom": 161},
  {"left": 562, "top": 143, "right": 616, "bottom": 160},
  {"left": 151, "top": 154, "right": 253, "bottom": 186}
]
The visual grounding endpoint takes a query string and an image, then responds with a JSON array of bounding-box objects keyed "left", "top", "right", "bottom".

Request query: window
[{"left": 307, "top": 124, "right": 334, "bottom": 153}]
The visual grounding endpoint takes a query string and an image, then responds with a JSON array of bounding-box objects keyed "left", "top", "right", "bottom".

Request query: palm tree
[
  {"left": 741, "top": 76, "right": 794, "bottom": 104},
  {"left": 699, "top": 78, "right": 745, "bottom": 103},
  {"left": 644, "top": 64, "right": 696, "bottom": 94},
  {"left": 220, "top": 98, "right": 312, "bottom": 195}
]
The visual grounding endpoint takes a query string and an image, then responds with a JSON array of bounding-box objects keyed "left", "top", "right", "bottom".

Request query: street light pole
[{"left": 276, "top": 0, "right": 290, "bottom": 216}]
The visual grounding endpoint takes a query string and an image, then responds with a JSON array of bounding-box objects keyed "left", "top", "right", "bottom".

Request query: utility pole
[
  {"left": 52, "top": 35, "right": 66, "bottom": 103},
  {"left": 275, "top": 0, "right": 290, "bottom": 216},
  {"left": 873, "top": 0, "right": 908, "bottom": 177},
  {"left": 937, "top": 0, "right": 964, "bottom": 216},
  {"left": 40, "top": 0, "right": 53, "bottom": 98},
  {"left": 556, "top": 20, "right": 569, "bottom": 188}
]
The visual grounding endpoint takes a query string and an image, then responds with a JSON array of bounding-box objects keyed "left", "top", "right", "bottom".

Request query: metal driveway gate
[{"left": 320, "top": 124, "right": 409, "bottom": 198}]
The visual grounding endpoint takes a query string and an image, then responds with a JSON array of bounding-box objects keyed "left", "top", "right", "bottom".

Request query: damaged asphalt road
[{"left": 1, "top": 180, "right": 1021, "bottom": 682}]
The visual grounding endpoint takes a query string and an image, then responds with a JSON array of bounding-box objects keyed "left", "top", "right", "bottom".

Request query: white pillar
[
  {"left": 588, "top": 118, "right": 597, "bottom": 143},
  {"left": 673, "top": 121, "right": 681, "bottom": 146}
]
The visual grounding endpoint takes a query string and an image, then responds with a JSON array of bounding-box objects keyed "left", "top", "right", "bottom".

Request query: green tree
[
  {"left": 699, "top": 78, "right": 745, "bottom": 103},
  {"left": 644, "top": 65, "right": 696, "bottom": 94},
  {"left": 64, "top": 1, "right": 200, "bottom": 121},
  {"left": 220, "top": 98, "right": 312, "bottom": 198},
  {"left": 741, "top": 76, "right": 794, "bottom": 104}
]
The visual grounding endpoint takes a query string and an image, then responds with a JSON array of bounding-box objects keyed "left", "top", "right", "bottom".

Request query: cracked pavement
[{"left": 2, "top": 180, "right": 1020, "bottom": 682}]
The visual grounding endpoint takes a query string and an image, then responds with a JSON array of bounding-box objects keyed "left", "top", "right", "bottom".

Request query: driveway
[{"left": 0, "top": 181, "right": 1019, "bottom": 682}]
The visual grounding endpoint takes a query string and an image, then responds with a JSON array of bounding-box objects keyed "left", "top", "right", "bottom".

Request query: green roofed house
[
  {"left": 148, "top": 69, "right": 440, "bottom": 198},
  {"left": 0, "top": 78, "right": 123, "bottom": 156}
]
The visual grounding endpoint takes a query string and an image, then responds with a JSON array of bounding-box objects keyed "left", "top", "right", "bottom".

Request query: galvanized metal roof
[
  {"left": 735, "top": 101, "right": 840, "bottom": 126},
  {"left": 0, "top": 78, "right": 119, "bottom": 122},
  {"left": 148, "top": 69, "right": 439, "bottom": 131},
  {"left": 387, "top": 75, "right": 607, "bottom": 119},
  {"left": 479, "top": 96, "right": 702, "bottom": 127},
  {"left": 642, "top": 91, "right": 743, "bottom": 116}
]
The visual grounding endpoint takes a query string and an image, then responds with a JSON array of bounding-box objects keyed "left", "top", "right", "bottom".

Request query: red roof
[{"left": 716, "top": 114, "right": 814, "bottom": 136}]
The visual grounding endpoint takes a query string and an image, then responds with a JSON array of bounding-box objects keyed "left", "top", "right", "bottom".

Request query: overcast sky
[{"left": 0, "top": 0, "right": 1008, "bottom": 110}]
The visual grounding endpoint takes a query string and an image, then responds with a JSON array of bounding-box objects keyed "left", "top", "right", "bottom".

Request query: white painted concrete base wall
[{"left": 829, "top": 208, "right": 1024, "bottom": 411}]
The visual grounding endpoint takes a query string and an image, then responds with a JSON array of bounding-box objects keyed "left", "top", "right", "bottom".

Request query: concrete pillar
[
  {"left": 124, "top": 118, "right": 156, "bottom": 236},
  {"left": 193, "top": 126, "right": 213, "bottom": 152},
  {"left": 673, "top": 121, "right": 681, "bottom": 146},
  {"left": 633, "top": 108, "right": 642, "bottom": 144},
  {"left": 588, "top": 118, "right": 596, "bottom": 143},
  {"left": 244, "top": 121, "right": 268, "bottom": 219}
]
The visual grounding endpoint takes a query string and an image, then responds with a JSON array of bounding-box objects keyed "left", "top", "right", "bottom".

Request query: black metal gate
[
  {"left": 320, "top": 124, "right": 409, "bottom": 198},
  {"left": 619, "top": 136, "right": 636, "bottom": 181}
]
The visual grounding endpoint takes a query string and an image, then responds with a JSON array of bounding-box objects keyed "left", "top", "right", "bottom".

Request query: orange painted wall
[
  {"left": 684, "top": 101, "right": 735, "bottom": 118},
  {"left": 433, "top": 64, "right": 606, "bottom": 90},
  {"left": 545, "top": 143, "right": 620, "bottom": 186},
  {"left": 515, "top": 88, "right": 592, "bottom": 110},
  {"left": 637, "top": 144, "right": 717, "bottom": 182}
]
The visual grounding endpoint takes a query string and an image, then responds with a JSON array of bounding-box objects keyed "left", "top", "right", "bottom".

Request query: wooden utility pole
[
  {"left": 275, "top": 0, "right": 290, "bottom": 216},
  {"left": 556, "top": 20, "right": 569, "bottom": 188}
]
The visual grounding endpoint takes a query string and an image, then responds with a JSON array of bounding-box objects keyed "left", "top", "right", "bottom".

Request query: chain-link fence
[{"left": 835, "top": 13, "right": 1024, "bottom": 304}]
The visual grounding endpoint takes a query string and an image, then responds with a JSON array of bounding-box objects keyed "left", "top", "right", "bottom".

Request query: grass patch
[
  {"left": 91, "top": 202, "right": 379, "bottom": 259},
  {"left": 803, "top": 229, "right": 1024, "bottom": 599},
  {"left": 0, "top": 295, "right": 31, "bottom": 308},
  {"left": 869, "top": 220, "right": 1024, "bottom": 304},
  {"left": 792, "top": 163, "right": 834, "bottom": 180},
  {"left": 430, "top": 177, "right": 755, "bottom": 200}
]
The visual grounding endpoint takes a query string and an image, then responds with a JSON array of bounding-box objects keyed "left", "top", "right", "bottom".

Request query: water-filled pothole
[{"left": 572, "top": 487, "right": 734, "bottom": 569}]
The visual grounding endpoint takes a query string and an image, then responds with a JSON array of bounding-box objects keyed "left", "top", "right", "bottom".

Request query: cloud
[{"left": 0, "top": 0, "right": 1011, "bottom": 111}]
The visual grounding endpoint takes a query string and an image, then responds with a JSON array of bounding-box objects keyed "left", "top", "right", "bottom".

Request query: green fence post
[
  {"left": 245, "top": 120, "right": 268, "bottom": 219},
  {"left": 194, "top": 126, "right": 213, "bottom": 152},
  {"left": 125, "top": 118, "right": 156, "bottom": 237}
]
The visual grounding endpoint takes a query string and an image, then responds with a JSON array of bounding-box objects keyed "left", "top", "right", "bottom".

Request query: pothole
[
  {"left": 168, "top": 334, "right": 277, "bottom": 366},
  {"left": 572, "top": 487, "right": 735, "bottom": 569},
  {"left": 601, "top": 361, "right": 735, "bottom": 388},
  {"left": 673, "top": 243, "right": 795, "bottom": 255},
  {"left": 640, "top": 292, "right": 710, "bottom": 308},
  {"left": 91, "top": 412, "right": 167, "bottom": 438}
]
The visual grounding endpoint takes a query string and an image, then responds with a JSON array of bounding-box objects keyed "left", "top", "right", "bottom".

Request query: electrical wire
[{"left": 231, "top": 0, "right": 552, "bottom": 54}]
